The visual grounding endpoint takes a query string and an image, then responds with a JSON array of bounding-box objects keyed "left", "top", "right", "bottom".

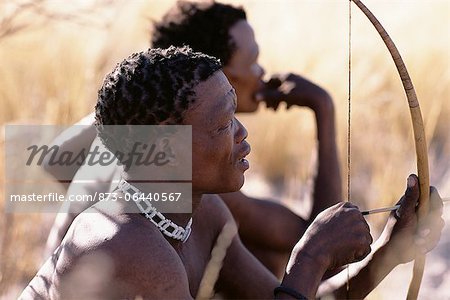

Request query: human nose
[
  {"left": 252, "top": 63, "right": 265, "bottom": 79},
  {"left": 234, "top": 118, "right": 248, "bottom": 144}
]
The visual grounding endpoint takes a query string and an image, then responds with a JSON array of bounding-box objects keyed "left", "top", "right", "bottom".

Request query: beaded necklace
[{"left": 116, "top": 178, "right": 192, "bottom": 243}]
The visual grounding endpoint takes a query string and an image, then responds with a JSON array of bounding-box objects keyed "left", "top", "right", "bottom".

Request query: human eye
[
  {"left": 219, "top": 119, "right": 233, "bottom": 131},
  {"left": 216, "top": 116, "right": 235, "bottom": 134}
]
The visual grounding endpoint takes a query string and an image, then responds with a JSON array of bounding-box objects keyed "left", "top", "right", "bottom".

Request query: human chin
[
  {"left": 237, "top": 172, "right": 246, "bottom": 189},
  {"left": 219, "top": 167, "right": 248, "bottom": 193},
  {"left": 227, "top": 172, "right": 246, "bottom": 192},
  {"left": 232, "top": 161, "right": 249, "bottom": 190}
]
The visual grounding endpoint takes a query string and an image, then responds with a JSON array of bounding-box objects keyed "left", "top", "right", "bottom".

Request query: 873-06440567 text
[{"left": 9, "top": 192, "right": 182, "bottom": 203}]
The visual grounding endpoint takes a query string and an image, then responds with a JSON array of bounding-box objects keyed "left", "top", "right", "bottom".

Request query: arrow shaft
[{"left": 362, "top": 197, "right": 450, "bottom": 216}]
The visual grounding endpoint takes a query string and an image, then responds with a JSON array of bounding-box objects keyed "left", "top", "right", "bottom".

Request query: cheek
[
  {"left": 240, "top": 66, "right": 260, "bottom": 87},
  {"left": 193, "top": 135, "right": 234, "bottom": 170},
  {"left": 230, "top": 66, "right": 258, "bottom": 88},
  {"left": 212, "top": 134, "right": 234, "bottom": 163}
]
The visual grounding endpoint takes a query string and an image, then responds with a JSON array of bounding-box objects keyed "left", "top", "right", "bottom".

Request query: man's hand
[
  {"left": 280, "top": 202, "right": 372, "bottom": 298},
  {"left": 256, "top": 73, "right": 332, "bottom": 111},
  {"left": 381, "top": 174, "right": 444, "bottom": 264},
  {"left": 289, "top": 202, "right": 373, "bottom": 272}
]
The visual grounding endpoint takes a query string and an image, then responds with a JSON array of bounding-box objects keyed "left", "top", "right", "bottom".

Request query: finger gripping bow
[{"left": 350, "top": 1, "right": 430, "bottom": 299}]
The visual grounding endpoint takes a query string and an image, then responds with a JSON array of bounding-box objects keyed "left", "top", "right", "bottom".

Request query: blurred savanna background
[{"left": 0, "top": 0, "right": 449, "bottom": 298}]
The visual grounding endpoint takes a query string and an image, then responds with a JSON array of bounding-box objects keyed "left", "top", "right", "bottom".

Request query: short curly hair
[
  {"left": 95, "top": 46, "right": 221, "bottom": 158},
  {"left": 152, "top": 1, "right": 246, "bottom": 66}
]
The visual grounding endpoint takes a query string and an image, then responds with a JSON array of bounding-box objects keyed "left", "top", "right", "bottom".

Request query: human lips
[
  {"left": 252, "top": 80, "right": 266, "bottom": 103},
  {"left": 236, "top": 142, "right": 251, "bottom": 171}
]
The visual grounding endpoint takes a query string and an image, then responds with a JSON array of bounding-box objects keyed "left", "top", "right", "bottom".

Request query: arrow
[{"left": 362, "top": 197, "right": 450, "bottom": 216}]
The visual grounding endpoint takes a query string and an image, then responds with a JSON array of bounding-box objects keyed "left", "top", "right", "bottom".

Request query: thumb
[
  {"left": 255, "top": 88, "right": 284, "bottom": 110},
  {"left": 397, "top": 174, "right": 420, "bottom": 218},
  {"left": 429, "top": 186, "right": 443, "bottom": 213},
  {"left": 266, "top": 76, "right": 283, "bottom": 88}
]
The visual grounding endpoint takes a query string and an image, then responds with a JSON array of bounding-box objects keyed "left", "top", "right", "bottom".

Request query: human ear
[{"left": 159, "top": 137, "right": 178, "bottom": 166}]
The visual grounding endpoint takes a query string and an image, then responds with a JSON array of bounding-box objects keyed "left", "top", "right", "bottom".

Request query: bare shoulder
[
  {"left": 198, "top": 194, "right": 235, "bottom": 227},
  {"left": 24, "top": 204, "right": 191, "bottom": 299},
  {"left": 72, "top": 206, "right": 191, "bottom": 298}
]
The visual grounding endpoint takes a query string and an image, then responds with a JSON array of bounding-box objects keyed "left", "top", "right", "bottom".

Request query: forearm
[
  {"left": 217, "top": 235, "right": 280, "bottom": 299},
  {"left": 219, "top": 246, "right": 326, "bottom": 299},
  {"left": 310, "top": 97, "right": 342, "bottom": 220},
  {"left": 43, "top": 120, "right": 97, "bottom": 188},
  {"left": 279, "top": 252, "right": 328, "bottom": 299},
  {"left": 346, "top": 244, "right": 397, "bottom": 298},
  {"left": 319, "top": 236, "right": 397, "bottom": 298}
]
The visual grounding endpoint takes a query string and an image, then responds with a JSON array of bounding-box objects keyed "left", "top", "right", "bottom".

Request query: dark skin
[
  {"left": 320, "top": 182, "right": 444, "bottom": 298},
  {"left": 42, "top": 19, "right": 342, "bottom": 279},
  {"left": 22, "top": 71, "right": 368, "bottom": 299},
  {"left": 220, "top": 83, "right": 338, "bottom": 276},
  {"left": 24, "top": 71, "right": 444, "bottom": 299},
  {"left": 20, "top": 194, "right": 364, "bottom": 299},
  {"left": 220, "top": 20, "right": 342, "bottom": 277},
  {"left": 21, "top": 184, "right": 444, "bottom": 299}
]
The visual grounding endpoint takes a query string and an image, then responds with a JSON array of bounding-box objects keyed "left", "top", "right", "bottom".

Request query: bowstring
[{"left": 346, "top": 0, "right": 352, "bottom": 297}]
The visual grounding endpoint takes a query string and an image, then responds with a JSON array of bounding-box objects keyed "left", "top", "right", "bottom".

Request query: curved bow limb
[{"left": 350, "top": 1, "right": 430, "bottom": 299}]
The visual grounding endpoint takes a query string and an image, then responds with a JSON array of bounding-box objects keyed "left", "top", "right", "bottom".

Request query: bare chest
[{"left": 174, "top": 225, "right": 216, "bottom": 297}]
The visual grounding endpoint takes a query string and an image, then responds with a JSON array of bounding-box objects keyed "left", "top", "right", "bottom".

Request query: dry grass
[{"left": 0, "top": 0, "right": 448, "bottom": 298}]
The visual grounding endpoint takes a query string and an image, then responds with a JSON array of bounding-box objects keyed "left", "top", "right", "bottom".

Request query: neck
[
  {"left": 164, "top": 192, "right": 202, "bottom": 226},
  {"left": 122, "top": 171, "right": 202, "bottom": 227}
]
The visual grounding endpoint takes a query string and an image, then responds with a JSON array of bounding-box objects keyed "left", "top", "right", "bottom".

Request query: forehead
[
  {"left": 184, "top": 71, "right": 235, "bottom": 122},
  {"left": 228, "top": 20, "right": 258, "bottom": 60}
]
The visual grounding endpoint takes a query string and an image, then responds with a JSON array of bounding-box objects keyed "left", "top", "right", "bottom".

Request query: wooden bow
[{"left": 350, "top": 1, "right": 430, "bottom": 299}]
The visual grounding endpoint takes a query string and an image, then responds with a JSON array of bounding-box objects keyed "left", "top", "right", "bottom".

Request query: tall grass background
[{"left": 0, "top": 0, "right": 449, "bottom": 298}]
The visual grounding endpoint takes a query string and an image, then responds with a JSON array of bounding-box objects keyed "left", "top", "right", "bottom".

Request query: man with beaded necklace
[
  {"left": 43, "top": 2, "right": 343, "bottom": 278},
  {"left": 22, "top": 47, "right": 443, "bottom": 299}
]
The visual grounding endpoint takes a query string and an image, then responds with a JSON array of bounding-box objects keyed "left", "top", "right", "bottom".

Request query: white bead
[{"left": 117, "top": 178, "right": 192, "bottom": 243}]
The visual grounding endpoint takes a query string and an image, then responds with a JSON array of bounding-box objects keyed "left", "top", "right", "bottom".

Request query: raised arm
[
  {"left": 257, "top": 73, "right": 342, "bottom": 218},
  {"left": 42, "top": 113, "right": 97, "bottom": 189},
  {"left": 309, "top": 86, "right": 342, "bottom": 218}
]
